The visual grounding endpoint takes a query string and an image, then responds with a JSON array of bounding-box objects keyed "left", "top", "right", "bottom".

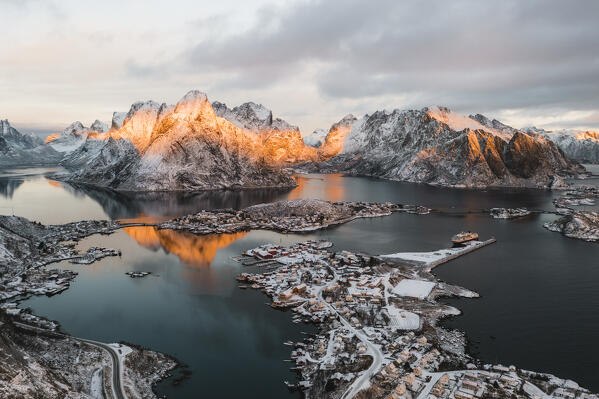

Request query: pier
[{"left": 427, "top": 238, "right": 496, "bottom": 270}]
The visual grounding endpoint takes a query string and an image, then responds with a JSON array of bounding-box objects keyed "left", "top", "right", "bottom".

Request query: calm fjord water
[{"left": 2, "top": 168, "right": 598, "bottom": 395}]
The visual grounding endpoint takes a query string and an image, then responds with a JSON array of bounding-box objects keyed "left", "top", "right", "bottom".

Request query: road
[
  {"left": 13, "top": 322, "right": 127, "bottom": 399},
  {"left": 78, "top": 338, "right": 126, "bottom": 399},
  {"left": 315, "top": 270, "right": 384, "bottom": 399}
]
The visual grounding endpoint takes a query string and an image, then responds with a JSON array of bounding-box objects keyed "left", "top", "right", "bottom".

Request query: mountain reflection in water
[
  {"left": 67, "top": 182, "right": 293, "bottom": 220},
  {"left": 123, "top": 225, "right": 247, "bottom": 267}
]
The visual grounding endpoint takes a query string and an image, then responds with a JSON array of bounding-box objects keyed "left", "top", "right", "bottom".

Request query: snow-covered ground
[
  {"left": 386, "top": 305, "right": 421, "bottom": 330},
  {"left": 392, "top": 279, "right": 436, "bottom": 299},
  {"left": 90, "top": 368, "right": 103, "bottom": 399},
  {"left": 381, "top": 241, "right": 481, "bottom": 266}
]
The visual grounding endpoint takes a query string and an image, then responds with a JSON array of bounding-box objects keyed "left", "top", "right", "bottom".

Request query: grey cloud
[{"left": 184, "top": 0, "right": 599, "bottom": 118}]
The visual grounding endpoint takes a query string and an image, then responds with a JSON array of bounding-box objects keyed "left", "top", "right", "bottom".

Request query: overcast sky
[{"left": 1, "top": 0, "right": 598, "bottom": 136}]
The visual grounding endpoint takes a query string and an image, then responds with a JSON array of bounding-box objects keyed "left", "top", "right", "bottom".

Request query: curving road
[
  {"left": 315, "top": 270, "right": 384, "bottom": 399},
  {"left": 14, "top": 322, "right": 127, "bottom": 399},
  {"left": 78, "top": 338, "right": 127, "bottom": 399}
]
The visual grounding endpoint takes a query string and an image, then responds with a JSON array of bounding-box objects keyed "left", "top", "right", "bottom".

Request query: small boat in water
[{"left": 451, "top": 231, "right": 479, "bottom": 244}]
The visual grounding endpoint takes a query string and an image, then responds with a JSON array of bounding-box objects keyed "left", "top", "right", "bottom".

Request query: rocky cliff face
[
  {"left": 318, "top": 114, "right": 357, "bottom": 160},
  {"left": 61, "top": 91, "right": 297, "bottom": 191},
  {"left": 0, "top": 120, "right": 61, "bottom": 167},
  {"left": 213, "top": 101, "right": 317, "bottom": 165},
  {"left": 319, "top": 107, "right": 581, "bottom": 188},
  {"left": 532, "top": 129, "right": 599, "bottom": 164},
  {"left": 51, "top": 93, "right": 586, "bottom": 190}
]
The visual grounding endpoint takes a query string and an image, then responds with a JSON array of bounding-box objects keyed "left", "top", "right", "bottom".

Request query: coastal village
[
  {"left": 236, "top": 237, "right": 597, "bottom": 399},
  {"left": 0, "top": 198, "right": 597, "bottom": 398}
]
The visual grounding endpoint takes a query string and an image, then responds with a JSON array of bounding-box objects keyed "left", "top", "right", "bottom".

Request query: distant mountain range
[
  {"left": 0, "top": 120, "right": 61, "bottom": 167},
  {"left": 308, "top": 106, "right": 583, "bottom": 188},
  {"left": 523, "top": 127, "right": 599, "bottom": 164},
  {"left": 2, "top": 91, "right": 596, "bottom": 190}
]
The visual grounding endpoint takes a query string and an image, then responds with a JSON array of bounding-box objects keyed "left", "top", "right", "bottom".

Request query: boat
[{"left": 451, "top": 231, "right": 479, "bottom": 244}]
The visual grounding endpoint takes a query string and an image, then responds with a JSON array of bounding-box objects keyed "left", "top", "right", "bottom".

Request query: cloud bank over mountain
[{"left": 1, "top": 0, "right": 598, "bottom": 134}]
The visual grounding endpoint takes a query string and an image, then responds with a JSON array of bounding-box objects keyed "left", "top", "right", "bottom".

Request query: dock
[{"left": 427, "top": 238, "right": 496, "bottom": 270}]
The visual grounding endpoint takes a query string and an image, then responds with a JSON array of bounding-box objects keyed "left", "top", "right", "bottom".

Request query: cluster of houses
[{"left": 235, "top": 239, "right": 598, "bottom": 399}]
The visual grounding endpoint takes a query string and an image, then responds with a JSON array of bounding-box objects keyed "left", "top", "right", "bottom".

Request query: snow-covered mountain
[
  {"left": 525, "top": 128, "right": 599, "bottom": 164},
  {"left": 300, "top": 115, "right": 357, "bottom": 157},
  {"left": 212, "top": 101, "right": 298, "bottom": 132},
  {"left": 303, "top": 128, "right": 327, "bottom": 148},
  {"left": 319, "top": 106, "right": 581, "bottom": 188},
  {"left": 318, "top": 114, "right": 357, "bottom": 160},
  {"left": 47, "top": 92, "right": 587, "bottom": 190},
  {"left": 213, "top": 101, "right": 316, "bottom": 165},
  {"left": 1, "top": 119, "right": 41, "bottom": 149},
  {"left": 0, "top": 120, "right": 61, "bottom": 167},
  {"left": 45, "top": 120, "right": 109, "bottom": 153},
  {"left": 60, "top": 91, "right": 297, "bottom": 191}
]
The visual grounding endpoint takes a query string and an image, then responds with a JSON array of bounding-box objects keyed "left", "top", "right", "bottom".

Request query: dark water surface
[{"left": 2, "top": 168, "right": 598, "bottom": 395}]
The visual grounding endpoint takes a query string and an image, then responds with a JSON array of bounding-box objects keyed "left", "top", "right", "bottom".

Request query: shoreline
[
  {"left": 235, "top": 238, "right": 597, "bottom": 398},
  {"left": 1, "top": 195, "right": 598, "bottom": 398}
]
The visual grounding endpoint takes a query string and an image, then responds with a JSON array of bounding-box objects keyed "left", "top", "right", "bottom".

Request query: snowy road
[
  {"left": 14, "top": 322, "right": 128, "bottom": 399},
  {"left": 315, "top": 269, "right": 384, "bottom": 399}
]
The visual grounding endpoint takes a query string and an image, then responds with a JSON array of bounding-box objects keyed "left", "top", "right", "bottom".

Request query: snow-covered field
[
  {"left": 386, "top": 305, "right": 420, "bottom": 330},
  {"left": 392, "top": 279, "right": 436, "bottom": 299}
]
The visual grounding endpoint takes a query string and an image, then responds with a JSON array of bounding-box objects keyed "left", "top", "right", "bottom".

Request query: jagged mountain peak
[
  {"left": 0, "top": 119, "right": 42, "bottom": 150},
  {"left": 90, "top": 120, "right": 109, "bottom": 133},
  {"left": 213, "top": 100, "right": 298, "bottom": 132},
  {"left": 469, "top": 113, "right": 519, "bottom": 135},
  {"left": 317, "top": 114, "right": 358, "bottom": 158},
  {"left": 60, "top": 89, "right": 299, "bottom": 190},
  {"left": 534, "top": 127, "right": 599, "bottom": 163},
  {"left": 327, "top": 106, "right": 583, "bottom": 188},
  {"left": 331, "top": 114, "right": 357, "bottom": 131},
  {"left": 1, "top": 119, "right": 15, "bottom": 135},
  {"left": 111, "top": 112, "right": 127, "bottom": 130},
  {"left": 173, "top": 90, "right": 213, "bottom": 121},
  {"left": 426, "top": 106, "right": 495, "bottom": 134},
  {"left": 63, "top": 121, "right": 86, "bottom": 135}
]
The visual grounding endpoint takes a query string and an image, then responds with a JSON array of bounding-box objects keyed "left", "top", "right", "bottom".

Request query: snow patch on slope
[{"left": 304, "top": 128, "right": 327, "bottom": 147}]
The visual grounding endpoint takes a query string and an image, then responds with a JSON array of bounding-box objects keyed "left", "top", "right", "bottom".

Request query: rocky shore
[
  {"left": 159, "top": 199, "right": 424, "bottom": 235},
  {"left": 543, "top": 185, "right": 599, "bottom": 242},
  {"left": 0, "top": 215, "right": 178, "bottom": 398},
  {"left": 489, "top": 208, "right": 532, "bottom": 219},
  {"left": 236, "top": 239, "right": 597, "bottom": 398}
]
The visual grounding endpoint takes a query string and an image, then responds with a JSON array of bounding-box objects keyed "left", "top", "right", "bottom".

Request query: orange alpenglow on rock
[
  {"left": 123, "top": 225, "right": 246, "bottom": 267},
  {"left": 44, "top": 133, "right": 60, "bottom": 144},
  {"left": 317, "top": 114, "right": 357, "bottom": 160},
  {"left": 61, "top": 90, "right": 310, "bottom": 191}
]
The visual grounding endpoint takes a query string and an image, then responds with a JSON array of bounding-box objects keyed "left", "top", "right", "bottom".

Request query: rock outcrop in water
[
  {"left": 544, "top": 211, "right": 599, "bottom": 242},
  {"left": 60, "top": 91, "right": 298, "bottom": 191},
  {"left": 0, "top": 120, "right": 61, "bottom": 167},
  {"left": 315, "top": 106, "right": 582, "bottom": 188}
]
